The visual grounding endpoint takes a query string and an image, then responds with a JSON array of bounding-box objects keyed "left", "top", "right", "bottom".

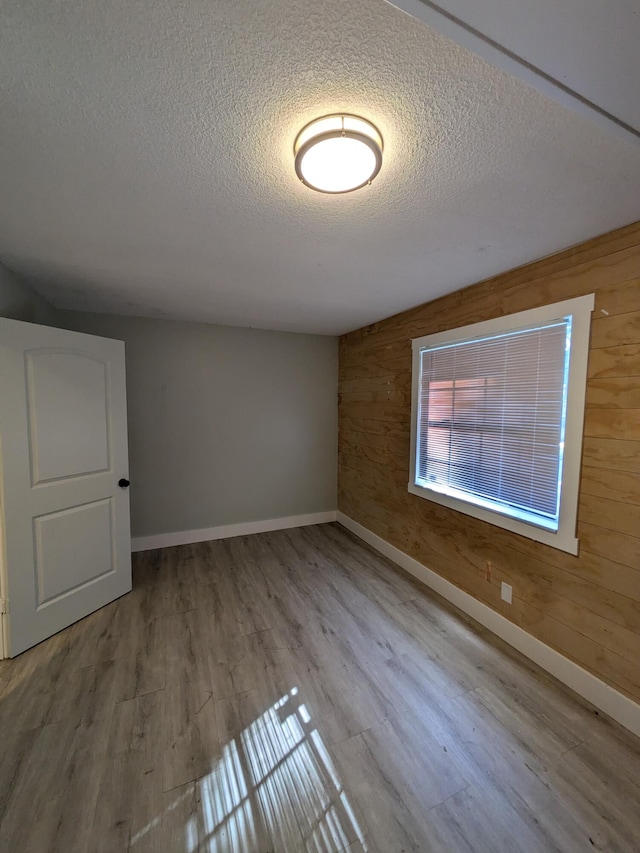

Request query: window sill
[{"left": 407, "top": 481, "right": 579, "bottom": 556}]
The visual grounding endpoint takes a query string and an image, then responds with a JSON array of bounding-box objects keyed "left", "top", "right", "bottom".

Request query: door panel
[
  {"left": 34, "top": 498, "right": 115, "bottom": 606},
  {"left": 0, "top": 318, "right": 131, "bottom": 656},
  {"left": 26, "top": 350, "right": 110, "bottom": 483}
]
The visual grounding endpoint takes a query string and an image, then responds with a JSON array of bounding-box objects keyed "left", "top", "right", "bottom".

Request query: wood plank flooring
[{"left": 1, "top": 522, "right": 640, "bottom": 852}]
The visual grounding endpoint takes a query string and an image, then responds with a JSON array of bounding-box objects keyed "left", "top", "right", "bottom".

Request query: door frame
[{"left": 0, "top": 445, "right": 7, "bottom": 660}]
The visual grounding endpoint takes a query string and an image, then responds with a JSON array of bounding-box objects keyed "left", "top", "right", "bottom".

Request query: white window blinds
[{"left": 415, "top": 319, "right": 571, "bottom": 531}]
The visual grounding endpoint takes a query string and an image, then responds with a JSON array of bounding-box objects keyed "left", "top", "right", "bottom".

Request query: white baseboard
[
  {"left": 337, "top": 511, "right": 640, "bottom": 739},
  {"left": 131, "top": 510, "right": 337, "bottom": 553}
]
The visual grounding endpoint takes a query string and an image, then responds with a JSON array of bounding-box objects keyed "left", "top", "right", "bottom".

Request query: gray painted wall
[
  {"left": 0, "top": 262, "right": 58, "bottom": 325},
  {"left": 59, "top": 311, "right": 338, "bottom": 539}
]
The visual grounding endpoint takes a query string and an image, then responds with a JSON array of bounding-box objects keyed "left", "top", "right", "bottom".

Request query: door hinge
[{"left": 0, "top": 598, "right": 8, "bottom": 615}]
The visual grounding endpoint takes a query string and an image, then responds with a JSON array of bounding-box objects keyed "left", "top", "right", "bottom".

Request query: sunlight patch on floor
[{"left": 187, "top": 687, "right": 366, "bottom": 852}]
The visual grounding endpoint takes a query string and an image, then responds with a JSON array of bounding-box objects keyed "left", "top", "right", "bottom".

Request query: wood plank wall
[{"left": 338, "top": 221, "right": 640, "bottom": 704}]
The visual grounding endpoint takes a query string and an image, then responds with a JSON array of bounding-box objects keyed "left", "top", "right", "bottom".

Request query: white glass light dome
[{"left": 294, "top": 115, "right": 383, "bottom": 194}]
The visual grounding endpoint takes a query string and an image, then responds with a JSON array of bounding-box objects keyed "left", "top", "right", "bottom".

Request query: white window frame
[{"left": 409, "top": 294, "right": 594, "bottom": 555}]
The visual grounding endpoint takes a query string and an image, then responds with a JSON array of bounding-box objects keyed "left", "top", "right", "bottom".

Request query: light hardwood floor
[{"left": 1, "top": 523, "right": 640, "bottom": 852}]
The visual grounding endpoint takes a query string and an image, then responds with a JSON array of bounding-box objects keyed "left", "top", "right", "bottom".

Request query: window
[{"left": 409, "top": 295, "right": 594, "bottom": 554}]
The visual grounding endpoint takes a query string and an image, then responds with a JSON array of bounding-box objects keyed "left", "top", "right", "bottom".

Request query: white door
[{"left": 0, "top": 318, "right": 132, "bottom": 657}]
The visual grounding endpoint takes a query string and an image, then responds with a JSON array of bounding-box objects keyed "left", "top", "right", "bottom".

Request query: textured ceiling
[
  {"left": 391, "top": 0, "right": 640, "bottom": 140},
  {"left": 1, "top": 0, "right": 640, "bottom": 335}
]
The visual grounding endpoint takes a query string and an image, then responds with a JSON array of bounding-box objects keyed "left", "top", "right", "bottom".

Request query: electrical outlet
[{"left": 501, "top": 582, "right": 512, "bottom": 604}]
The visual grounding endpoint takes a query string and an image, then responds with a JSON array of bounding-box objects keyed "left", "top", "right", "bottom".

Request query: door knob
[{"left": 118, "top": 478, "right": 130, "bottom": 488}]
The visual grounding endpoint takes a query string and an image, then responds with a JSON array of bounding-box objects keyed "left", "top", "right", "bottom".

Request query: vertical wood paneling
[{"left": 338, "top": 221, "right": 640, "bottom": 704}]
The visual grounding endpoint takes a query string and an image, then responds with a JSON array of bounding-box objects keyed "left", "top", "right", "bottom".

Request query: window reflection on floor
[
  {"left": 134, "top": 687, "right": 367, "bottom": 852},
  {"left": 196, "top": 687, "right": 366, "bottom": 851}
]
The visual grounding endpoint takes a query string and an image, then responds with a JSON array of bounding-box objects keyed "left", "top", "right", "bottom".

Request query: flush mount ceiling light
[{"left": 294, "top": 114, "right": 383, "bottom": 194}]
